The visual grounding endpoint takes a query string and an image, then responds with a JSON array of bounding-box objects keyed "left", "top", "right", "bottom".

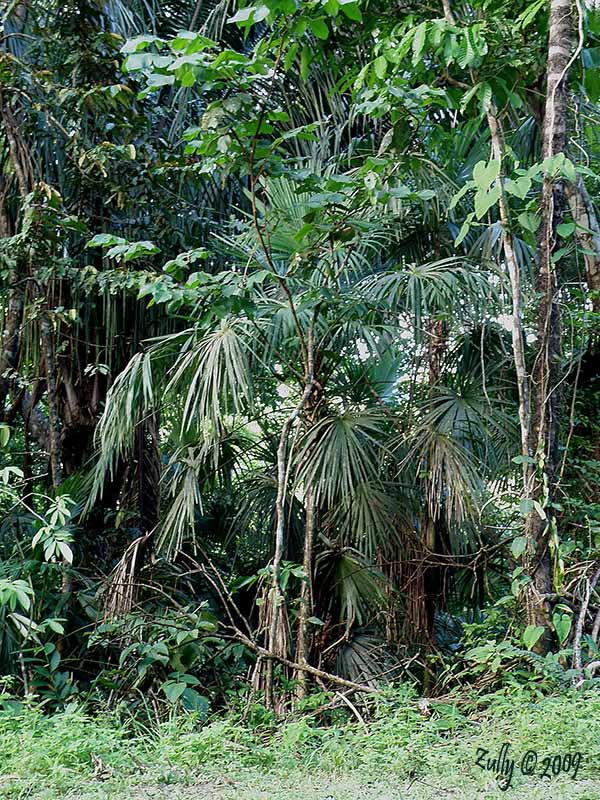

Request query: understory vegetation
[
  {"left": 1, "top": 0, "right": 600, "bottom": 793},
  {"left": 2, "top": 690, "right": 600, "bottom": 799}
]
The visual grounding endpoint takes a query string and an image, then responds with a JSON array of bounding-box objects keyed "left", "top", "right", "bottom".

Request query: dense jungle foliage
[{"left": 0, "top": 0, "right": 600, "bottom": 729}]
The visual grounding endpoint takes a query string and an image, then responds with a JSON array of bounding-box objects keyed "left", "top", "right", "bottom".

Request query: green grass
[{"left": 1, "top": 689, "right": 600, "bottom": 799}]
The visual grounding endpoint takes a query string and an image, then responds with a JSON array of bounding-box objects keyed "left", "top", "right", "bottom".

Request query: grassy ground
[{"left": 1, "top": 690, "right": 600, "bottom": 799}]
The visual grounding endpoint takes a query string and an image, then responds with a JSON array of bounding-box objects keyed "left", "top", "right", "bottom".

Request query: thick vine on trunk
[{"left": 524, "top": 0, "right": 573, "bottom": 651}]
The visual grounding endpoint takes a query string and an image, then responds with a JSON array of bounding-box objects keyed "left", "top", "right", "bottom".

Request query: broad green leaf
[
  {"left": 162, "top": 681, "right": 187, "bottom": 702},
  {"left": 411, "top": 21, "right": 428, "bottom": 64},
  {"left": 339, "top": 2, "right": 362, "bottom": 20},
  {"left": 474, "top": 186, "right": 499, "bottom": 219},
  {"left": 57, "top": 541, "right": 74, "bottom": 564},
  {"left": 146, "top": 74, "right": 175, "bottom": 88},
  {"left": 557, "top": 222, "right": 575, "bottom": 237},
  {"left": 512, "top": 454, "right": 535, "bottom": 465},
  {"left": 552, "top": 612, "right": 571, "bottom": 645},
  {"left": 510, "top": 536, "right": 527, "bottom": 558},
  {"left": 181, "top": 688, "right": 209, "bottom": 713},
  {"left": 518, "top": 211, "right": 540, "bottom": 233},
  {"left": 374, "top": 56, "right": 387, "bottom": 79},
  {"left": 87, "top": 233, "right": 126, "bottom": 248},
  {"left": 309, "top": 18, "right": 329, "bottom": 40},
  {"left": 300, "top": 46, "right": 311, "bottom": 80},
  {"left": 472, "top": 160, "right": 500, "bottom": 189},
  {"left": 522, "top": 624, "right": 545, "bottom": 650},
  {"left": 561, "top": 158, "right": 577, "bottom": 182},
  {"left": 519, "top": 498, "right": 534, "bottom": 516},
  {"left": 505, "top": 176, "right": 531, "bottom": 200}
]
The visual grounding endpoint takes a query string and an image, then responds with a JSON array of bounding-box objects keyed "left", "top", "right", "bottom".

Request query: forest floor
[{"left": 1, "top": 690, "right": 600, "bottom": 800}]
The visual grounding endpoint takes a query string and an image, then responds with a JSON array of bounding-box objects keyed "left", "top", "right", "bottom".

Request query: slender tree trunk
[
  {"left": 265, "top": 330, "right": 315, "bottom": 709},
  {"left": 293, "top": 370, "right": 323, "bottom": 698},
  {"left": 565, "top": 177, "right": 600, "bottom": 313},
  {"left": 486, "top": 106, "right": 531, "bottom": 468},
  {"left": 294, "top": 484, "right": 315, "bottom": 699},
  {"left": 524, "top": 0, "right": 573, "bottom": 651}
]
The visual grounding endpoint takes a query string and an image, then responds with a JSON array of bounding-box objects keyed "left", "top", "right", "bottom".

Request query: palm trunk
[
  {"left": 524, "top": 0, "right": 572, "bottom": 651},
  {"left": 421, "top": 317, "right": 446, "bottom": 647}
]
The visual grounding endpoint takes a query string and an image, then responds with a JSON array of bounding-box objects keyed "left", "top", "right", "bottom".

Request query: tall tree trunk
[{"left": 524, "top": 0, "right": 573, "bottom": 651}]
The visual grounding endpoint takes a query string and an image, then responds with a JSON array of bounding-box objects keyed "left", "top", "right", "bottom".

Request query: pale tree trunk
[
  {"left": 486, "top": 106, "right": 531, "bottom": 469},
  {"left": 524, "top": 0, "right": 573, "bottom": 651},
  {"left": 565, "top": 177, "right": 600, "bottom": 313}
]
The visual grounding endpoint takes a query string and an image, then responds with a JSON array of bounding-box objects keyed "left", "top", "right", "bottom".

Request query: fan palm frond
[
  {"left": 316, "top": 544, "right": 388, "bottom": 632},
  {"left": 295, "top": 409, "right": 388, "bottom": 513}
]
